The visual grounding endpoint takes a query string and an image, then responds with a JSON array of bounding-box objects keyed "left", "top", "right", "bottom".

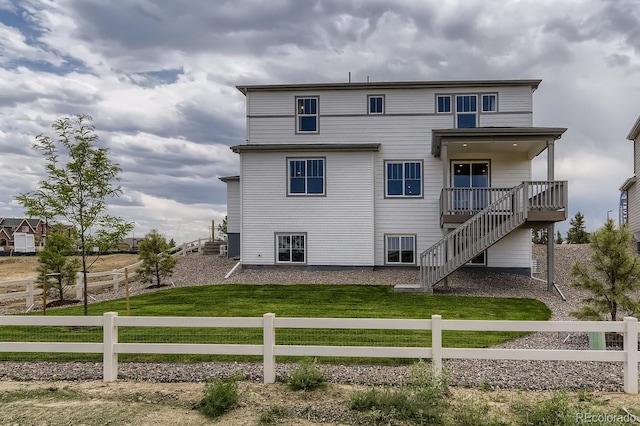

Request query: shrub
[
  {"left": 259, "top": 405, "right": 288, "bottom": 425},
  {"left": 350, "top": 361, "right": 449, "bottom": 424},
  {"left": 197, "top": 376, "right": 240, "bottom": 419},
  {"left": 512, "top": 392, "right": 576, "bottom": 426},
  {"left": 286, "top": 358, "right": 327, "bottom": 391}
]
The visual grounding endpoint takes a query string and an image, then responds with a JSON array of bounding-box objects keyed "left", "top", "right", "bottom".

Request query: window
[
  {"left": 296, "top": 97, "right": 318, "bottom": 133},
  {"left": 386, "top": 161, "right": 422, "bottom": 197},
  {"left": 276, "top": 233, "right": 306, "bottom": 263},
  {"left": 456, "top": 95, "right": 477, "bottom": 128},
  {"left": 482, "top": 94, "right": 497, "bottom": 112},
  {"left": 368, "top": 95, "right": 384, "bottom": 114},
  {"left": 289, "top": 158, "right": 325, "bottom": 195},
  {"left": 21, "top": 226, "right": 29, "bottom": 232},
  {"left": 386, "top": 235, "right": 416, "bottom": 265},
  {"left": 436, "top": 95, "right": 451, "bottom": 113}
]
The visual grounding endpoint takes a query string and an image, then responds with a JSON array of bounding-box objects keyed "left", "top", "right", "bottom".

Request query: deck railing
[{"left": 423, "top": 181, "right": 568, "bottom": 290}]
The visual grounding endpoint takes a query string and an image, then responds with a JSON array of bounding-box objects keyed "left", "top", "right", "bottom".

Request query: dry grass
[{"left": 0, "top": 253, "right": 139, "bottom": 281}]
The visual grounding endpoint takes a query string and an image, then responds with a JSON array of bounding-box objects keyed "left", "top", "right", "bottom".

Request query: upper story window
[
  {"left": 386, "top": 161, "right": 422, "bottom": 197},
  {"left": 368, "top": 95, "right": 384, "bottom": 114},
  {"left": 456, "top": 95, "right": 477, "bottom": 128},
  {"left": 21, "top": 226, "right": 29, "bottom": 232},
  {"left": 289, "top": 158, "right": 325, "bottom": 195},
  {"left": 296, "top": 97, "right": 318, "bottom": 133},
  {"left": 436, "top": 95, "right": 452, "bottom": 113},
  {"left": 482, "top": 94, "right": 497, "bottom": 112}
]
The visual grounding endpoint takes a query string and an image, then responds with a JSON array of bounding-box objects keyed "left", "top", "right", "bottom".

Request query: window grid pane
[
  {"left": 387, "top": 235, "right": 414, "bottom": 264},
  {"left": 277, "top": 234, "right": 305, "bottom": 263},
  {"left": 297, "top": 97, "right": 318, "bottom": 132},
  {"left": 289, "top": 159, "right": 324, "bottom": 195}
]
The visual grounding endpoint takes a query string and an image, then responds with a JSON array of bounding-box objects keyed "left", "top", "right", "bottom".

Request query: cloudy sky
[{"left": 0, "top": 0, "right": 638, "bottom": 242}]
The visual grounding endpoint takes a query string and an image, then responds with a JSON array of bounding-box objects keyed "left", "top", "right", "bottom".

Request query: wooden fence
[
  {"left": 0, "top": 238, "right": 208, "bottom": 310},
  {"left": 0, "top": 313, "right": 638, "bottom": 394}
]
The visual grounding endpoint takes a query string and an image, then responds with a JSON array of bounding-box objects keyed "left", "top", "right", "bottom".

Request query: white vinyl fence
[
  {"left": 0, "top": 238, "right": 207, "bottom": 310},
  {"left": 1, "top": 313, "right": 638, "bottom": 394}
]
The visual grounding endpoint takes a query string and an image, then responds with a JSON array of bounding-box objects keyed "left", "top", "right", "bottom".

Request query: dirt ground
[
  {"left": 1, "top": 380, "right": 640, "bottom": 425},
  {"left": 0, "top": 253, "right": 140, "bottom": 281}
]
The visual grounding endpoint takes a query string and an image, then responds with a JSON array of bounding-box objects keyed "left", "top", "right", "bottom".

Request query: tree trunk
[{"left": 155, "top": 261, "right": 160, "bottom": 287}]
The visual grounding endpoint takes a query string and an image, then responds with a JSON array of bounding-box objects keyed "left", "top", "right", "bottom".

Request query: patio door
[{"left": 452, "top": 161, "right": 490, "bottom": 212}]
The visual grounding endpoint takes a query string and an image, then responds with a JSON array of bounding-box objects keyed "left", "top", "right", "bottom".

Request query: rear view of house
[
  {"left": 221, "top": 79, "right": 568, "bottom": 291},
  {"left": 620, "top": 115, "right": 640, "bottom": 243}
]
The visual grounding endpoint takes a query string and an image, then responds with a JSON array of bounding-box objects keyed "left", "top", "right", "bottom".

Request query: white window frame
[
  {"left": 455, "top": 94, "right": 478, "bottom": 128},
  {"left": 436, "top": 95, "right": 452, "bottom": 113},
  {"left": 385, "top": 161, "right": 423, "bottom": 198},
  {"left": 287, "top": 157, "right": 325, "bottom": 196},
  {"left": 385, "top": 234, "right": 416, "bottom": 265},
  {"left": 276, "top": 233, "right": 306, "bottom": 264},
  {"left": 296, "top": 96, "right": 319, "bottom": 133},
  {"left": 367, "top": 95, "right": 384, "bottom": 115},
  {"left": 481, "top": 94, "right": 497, "bottom": 113}
]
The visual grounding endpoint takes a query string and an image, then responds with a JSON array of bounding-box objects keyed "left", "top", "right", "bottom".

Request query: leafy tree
[
  {"left": 138, "top": 229, "right": 178, "bottom": 287},
  {"left": 566, "top": 212, "right": 590, "bottom": 244},
  {"left": 15, "top": 115, "right": 133, "bottom": 315},
  {"left": 555, "top": 231, "right": 564, "bottom": 245},
  {"left": 217, "top": 215, "right": 228, "bottom": 241},
  {"left": 37, "top": 232, "right": 80, "bottom": 301},
  {"left": 570, "top": 219, "right": 640, "bottom": 321},
  {"left": 168, "top": 238, "right": 176, "bottom": 248}
]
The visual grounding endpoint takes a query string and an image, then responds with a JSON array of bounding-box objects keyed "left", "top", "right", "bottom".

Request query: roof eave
[
  {"left": 230, "top": 143, "right": 381, "bottom": 153},
  {"left": 236, "top": 79, "right": 542, "bottom": 95},
  {"left": 628, "top": 115, "right": 640, "bottom": 140},
  {"left": 431, "top": 127, "right": 567, "bottom": 157},
  {"left": 620, "top": 176, "right": 637, "bottom": 191}
]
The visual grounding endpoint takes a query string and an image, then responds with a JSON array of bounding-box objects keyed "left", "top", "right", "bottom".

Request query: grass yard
[{"left": 1, "top": 284, "right": 551, "bottom": 363}]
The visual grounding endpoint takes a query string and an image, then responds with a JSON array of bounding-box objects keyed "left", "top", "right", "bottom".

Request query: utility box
[
  {"left": 588, "top": 331, "right": 606, "bottom": 350},
  {"left": 14, "top": 233, "right": 36, "bottom": 253}
]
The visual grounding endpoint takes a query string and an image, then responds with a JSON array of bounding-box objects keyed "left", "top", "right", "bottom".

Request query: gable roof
[
  {"left": 236, "top": 79, "right": 542, "bottom": 95},
  {"left": 628, "top": 115, "right": 640, "bottom": 140}
]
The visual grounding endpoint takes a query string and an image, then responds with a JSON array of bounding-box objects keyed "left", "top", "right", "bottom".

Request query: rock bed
[{"left": 0, "top": 244, "right": 631, "bottom": 391}]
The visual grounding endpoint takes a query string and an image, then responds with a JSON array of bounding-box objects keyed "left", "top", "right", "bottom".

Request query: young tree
[
  {"left": 555, "top": 230, "right": 564, "bottom": 244},
  {"left": 531, "top": 229, "right": 547, "bottom": 244},
  {"left": 566, "top": 212, "right": 590, "bottom": 244},
  {"left": 138, "top": 229, "right": 178, "bottom": 287},
  {"left": 217, "top": 215, "right": 228, "bottom": 241},
  {"left": 15, "top": 115, "right": 133, "bottom": 315},
  {"left": 37, "top": 232, "right": 80, "bottom": 301},
  {"left": 570, "top": 219, "right": 640, "bottom": 321}
]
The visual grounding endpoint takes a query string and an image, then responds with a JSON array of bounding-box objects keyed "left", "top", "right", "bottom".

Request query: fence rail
[
  {"left": 0, "top": 313, "right": 638, "bottom": 393},
  {"left": 0, "top": 238, "right": 209, "bottom": 309}
]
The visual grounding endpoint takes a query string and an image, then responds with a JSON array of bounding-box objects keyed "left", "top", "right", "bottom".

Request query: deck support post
[{"left": 546, "top": 138, "right": 555, "bottom": 292}]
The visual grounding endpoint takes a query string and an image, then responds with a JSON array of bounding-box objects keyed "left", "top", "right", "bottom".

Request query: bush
[
  {"left": 197, "top": 376, "right": 240, "bottom": 419},
  {"left": 286, "top": 358, "right": 327, "bottom": 391},
  {"left": 259, "top": 405, "right": 288, "bottom": 425},
  {"left": 350, "top": 361, "right": 449, "bottom": 424},
  {"left": 512, "top": 392, "right": 577, "bottom": 426}
]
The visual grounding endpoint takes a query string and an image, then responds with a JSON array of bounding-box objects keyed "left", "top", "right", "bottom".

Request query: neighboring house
[
  {"left": 620, "top": 115, "right": 640, "bottom": 243},
  {"left": 221, "top": 79, "right": 568, "bottom": 292},
  {"left": 0, "top": 218, "right": 49, "bottom": 252}
]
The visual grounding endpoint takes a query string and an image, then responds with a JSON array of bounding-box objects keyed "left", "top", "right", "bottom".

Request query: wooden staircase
[{"left": 414, "top": 181, "right": 567, "bottom": 293}]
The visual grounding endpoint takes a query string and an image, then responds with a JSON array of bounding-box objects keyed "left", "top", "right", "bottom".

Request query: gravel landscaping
[{"left": 0, "top": 244, "right": 634, "bottom": 391}]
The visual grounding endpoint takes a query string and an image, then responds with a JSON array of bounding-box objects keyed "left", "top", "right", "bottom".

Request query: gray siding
[
  {"left": 226, "top": 180, "right": 240, "bottom": 233},
  {"left": 240, "top": 151, "right": 375, "bottom": 266}
]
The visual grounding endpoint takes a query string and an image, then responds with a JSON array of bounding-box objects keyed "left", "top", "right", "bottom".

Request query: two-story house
[
  {"left": 221, "top": 79, "right": 568, "bottom": 292},
  {"left": 620, "top": 115, "right": 640, "bottom": 243},
  {"left": 0, "top": 218, "right": 49, "bottom": 252}
]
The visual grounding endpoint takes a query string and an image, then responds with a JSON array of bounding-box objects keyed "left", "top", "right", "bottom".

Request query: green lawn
[{"left": 1, "top": 284, "right": 551, "bottom": 363}]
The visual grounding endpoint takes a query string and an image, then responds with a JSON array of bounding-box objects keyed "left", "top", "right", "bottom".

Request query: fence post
[
  {"left": 198, "top": 238, "right": 202, "bottom": 254},
  {"left": 112, "top": 270, "right": 119, "bottom": 292},
  {"left": 26, "top": 278, "right": 34, "bottom": 308},
  {"left": 624, "top": 317, "right": 638, "bottom": 394},
  {"left": 103, "top": 312, "right": 119, "bottom": 382},
  {"left": 263, "top": 313, "right": 276, "bottom": 384},
  {"left": 75, "top": 272, "right": 83, "bottom": 300},
  {"left": 182, "top": 243, "right": 186, "bottom": 256},
  {"left": 431, "top": 315, "right": 442, "bottom": 374}
]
